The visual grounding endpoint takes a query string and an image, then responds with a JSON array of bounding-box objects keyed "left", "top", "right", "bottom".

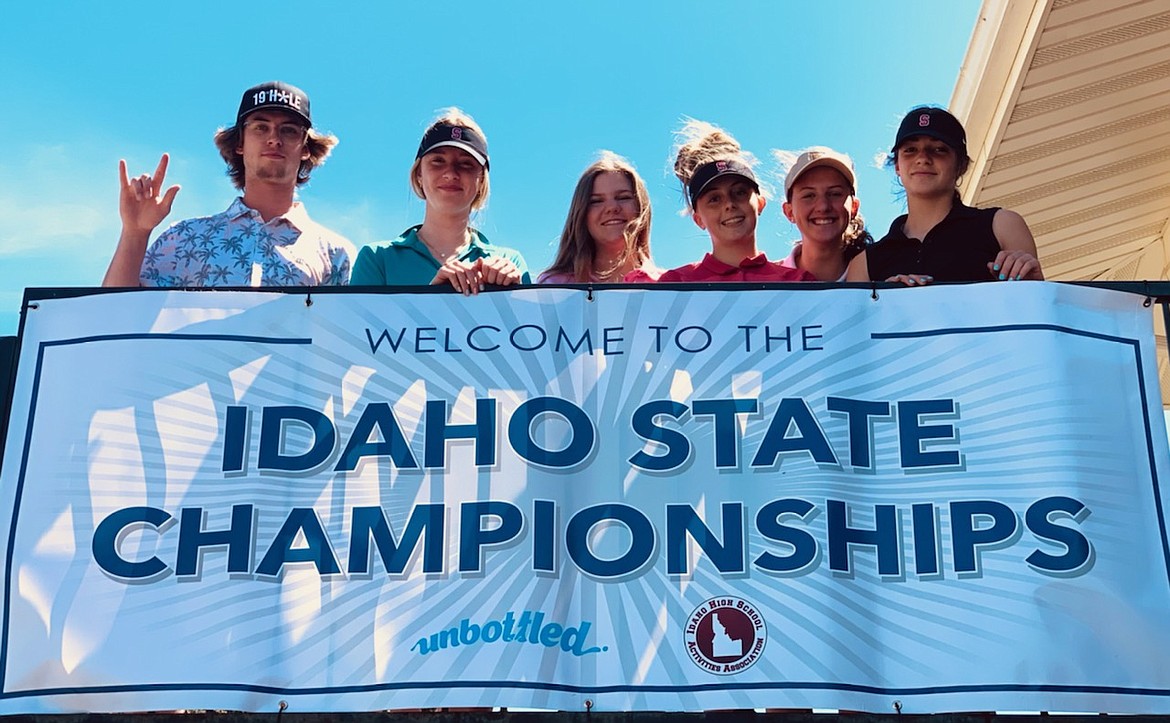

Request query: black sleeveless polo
[{"left": 866, "top": 201, "right": 1001, "bottom": 282}]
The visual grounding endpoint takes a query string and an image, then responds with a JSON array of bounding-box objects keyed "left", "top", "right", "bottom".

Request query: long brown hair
[{"left": 543, "top": 152, "right": 653, "bottom": 282}]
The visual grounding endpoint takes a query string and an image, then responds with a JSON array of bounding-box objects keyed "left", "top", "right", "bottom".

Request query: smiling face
[
  {"left": 236, "top": 110, "right": 310, "bottom": 187},
  {"left": 894, "top": 135, "right": 965, "bottom": 198},
  {"left": 585, "top": 171, "right": 640, "bottom": 251},
  {"left": 417, "top": 146, "right": 485, "bottom": 215},
  {"left": 782, "top": 166, "right": 858, "bottom": 249},
  {"left": 691, "top": 175, "right": 765, "bottom": 249}
]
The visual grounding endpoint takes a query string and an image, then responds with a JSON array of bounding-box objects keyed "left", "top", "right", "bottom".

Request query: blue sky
[{"left": 0, "top": 1, "right": 981, "bottom": 336}]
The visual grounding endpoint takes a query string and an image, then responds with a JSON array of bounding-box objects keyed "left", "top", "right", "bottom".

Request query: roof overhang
[{"left": 951, "top": 0, "right": 1170, "bottom": 399}]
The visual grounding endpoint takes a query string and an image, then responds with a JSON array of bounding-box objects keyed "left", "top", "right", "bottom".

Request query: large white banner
[{"left": 1, "top": 284, "right": 1168, "bottom": 714}]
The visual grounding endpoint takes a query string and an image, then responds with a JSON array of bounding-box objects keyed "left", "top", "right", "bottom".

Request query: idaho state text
[
  {"left": 91, "top": 395, "right": 1090, "bottom": 581},
  {"left": 217, "top": 395, "right": 969, "bottom": 473}
]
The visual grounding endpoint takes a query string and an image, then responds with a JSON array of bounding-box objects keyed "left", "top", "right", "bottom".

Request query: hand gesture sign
[
  {"left": 119, "top": 153, "right": 180, "bottom": 235},
  {"left": 103, "top": 153, "right": 182, "bottom": 287}
]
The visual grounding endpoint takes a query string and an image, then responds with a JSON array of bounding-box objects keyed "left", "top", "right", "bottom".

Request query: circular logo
[{"left": 684, "top": 596, "right": 767, "bottom": 675}]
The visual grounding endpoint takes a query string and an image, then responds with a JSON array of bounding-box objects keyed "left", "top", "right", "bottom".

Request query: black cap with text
[{"left": 237, "top": 81, "right": 312, "bottom": 127}]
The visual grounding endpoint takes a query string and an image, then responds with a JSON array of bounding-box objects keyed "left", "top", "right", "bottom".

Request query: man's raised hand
[{"left": 119, "top": 153, "right": 180, "bottom": 235}]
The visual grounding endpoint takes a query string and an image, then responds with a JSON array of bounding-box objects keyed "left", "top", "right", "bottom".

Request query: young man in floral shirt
[{"left": 103, "top": 81, "right": 354, "bottom": 287}]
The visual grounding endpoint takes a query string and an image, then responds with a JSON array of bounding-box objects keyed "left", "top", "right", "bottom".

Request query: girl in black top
[{"left": 847, "top": 106, "right": 1043, "bottom": 285}]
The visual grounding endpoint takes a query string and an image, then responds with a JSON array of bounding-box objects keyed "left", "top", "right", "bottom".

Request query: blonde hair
[
  {"left": 214, "top": 122, "right": 337, "bottom": 190},
  {"left": 409, "top": 107, "right": 490, "bottom": 211},
  {"left": 671, "top": 119, "right": 761, "bottom": 211},
  {"left": 543, "top": 151, "right": 654, "bottom": 282}
]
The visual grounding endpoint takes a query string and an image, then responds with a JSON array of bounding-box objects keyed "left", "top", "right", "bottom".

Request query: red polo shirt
[{"left": 658, "top": 253, "right": 816, "bottom": 283}]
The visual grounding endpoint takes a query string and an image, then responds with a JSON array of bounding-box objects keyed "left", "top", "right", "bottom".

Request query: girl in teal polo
[{"left": 351, "top": 108, "right": 529, "bottom": 293}]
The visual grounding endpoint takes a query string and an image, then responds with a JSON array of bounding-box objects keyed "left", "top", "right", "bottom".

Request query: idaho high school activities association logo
[{"left": 684, "top": 596, "right": 767, "bottom": 675}]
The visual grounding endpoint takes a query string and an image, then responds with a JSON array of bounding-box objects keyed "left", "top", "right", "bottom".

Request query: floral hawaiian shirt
[{"left": 140, "top": 197, "right": 355, "bottom": 287}]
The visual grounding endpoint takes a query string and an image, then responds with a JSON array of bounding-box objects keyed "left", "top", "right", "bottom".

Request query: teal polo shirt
[{"left": 350, "top": 225, "right": 530, "bottom": 286}]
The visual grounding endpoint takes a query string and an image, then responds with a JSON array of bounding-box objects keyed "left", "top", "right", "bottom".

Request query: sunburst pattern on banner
[{"left": 1, "top": 284, "right": 1168, "bottom": 714}]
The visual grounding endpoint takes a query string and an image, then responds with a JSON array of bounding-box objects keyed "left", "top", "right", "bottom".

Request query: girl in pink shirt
[
  {"left": 539, "top": 151, "right": 661, "bottom": 283},
  {"left": 659, "top": 121, "right": 814, "bottom": 283}
]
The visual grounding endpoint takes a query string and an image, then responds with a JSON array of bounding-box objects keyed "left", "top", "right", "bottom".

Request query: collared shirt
[
  {"left": 866, "top": 201, "right": 1001, "bottom": 282},
  {"left": 350, "top": 225, "right": 530, "bottom": 286},
  {"left": 658, "top": 252, "right": 815, "bottom": 283},
  {"left": 780, "top": 243, "right": 848, "bottom": 282},
  {"left": 140, "top": 197, "right": 355, "bottom": 287},
  {"left": 780, "top": 245, "right": 802, "bottom": 270}
]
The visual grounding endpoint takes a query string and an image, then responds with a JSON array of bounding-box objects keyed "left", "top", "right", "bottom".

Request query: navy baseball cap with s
[{"left": 893, "top": 107, "right": 966, "bottom": 156}]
